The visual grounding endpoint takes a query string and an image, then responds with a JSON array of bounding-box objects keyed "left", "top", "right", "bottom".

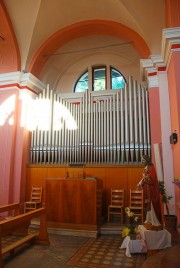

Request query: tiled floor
[{"left": 2, "top": 225, "right": 180, "bottom": 268}]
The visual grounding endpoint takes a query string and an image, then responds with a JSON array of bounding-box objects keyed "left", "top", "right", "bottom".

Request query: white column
[{"left": 158, "top": 70, "right": 175, "bottom": 214}]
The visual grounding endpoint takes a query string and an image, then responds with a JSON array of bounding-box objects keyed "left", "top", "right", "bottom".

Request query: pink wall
[
  {"left": 0, "top": 88, "right": 31, "bottom": 206},
  {"left": 166, "top": 0, "right": 180, "bottom": 27},
  {"left": 168, "top": 51, "right": 180, "bottom": 224},
  {"left": 0, "top": 2, "right": 20, "bottom": 73},
  {"left": 0, "top": 90, "right": 18, "bottom": 205},
  {"left": 148, "top": 86, "right": 162, "bottom": 164},
  {"left": 168, "top": 52, "right": 180, "bottom": 178}
]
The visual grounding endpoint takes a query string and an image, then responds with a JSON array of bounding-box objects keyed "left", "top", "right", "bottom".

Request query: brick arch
[
  {"left": 0, "top": 2, "right": 21, "bottom": 73},
  {"left": 28, "top": 20, "right": 151, "bottom": 77}
]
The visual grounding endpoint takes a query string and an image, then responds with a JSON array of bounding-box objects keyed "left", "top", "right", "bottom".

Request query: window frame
[
  {"left": 74, "top": 65, "right": 126, "bottom": 92},
  {"left": 92, "top": 65, "right": 107, "bottom": 91},
  {"left": 110, "top": 66, "right": 126, "bottom": 90},
  {"left": 74, "top": 70, "right": 88, "bottom": 93}
]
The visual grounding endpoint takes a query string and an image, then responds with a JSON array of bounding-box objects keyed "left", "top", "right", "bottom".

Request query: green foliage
[
  {"left": 158, "top": 181, "right": 172, "bottom": 204},
  {"left": 158, "top": 181, "right": 172, "bottom": 215}
]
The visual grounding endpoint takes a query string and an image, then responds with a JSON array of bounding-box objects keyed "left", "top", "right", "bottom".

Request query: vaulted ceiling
[{"left": 1, "top": 0, "right": 166, "bottom": 91}]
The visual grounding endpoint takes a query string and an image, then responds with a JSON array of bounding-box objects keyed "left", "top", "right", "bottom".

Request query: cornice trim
[
  {"left": 0, "top": 72, "right": 45, "bottom": 94},
  {"left": 140, "top": 27, "right": 180, "bottom": 85},
  {"left": 162, "top": 27, "right": 180, "bottom": 66}
]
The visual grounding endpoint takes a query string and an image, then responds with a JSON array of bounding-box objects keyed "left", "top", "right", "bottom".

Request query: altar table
[
  {"left": 120, "top": 225, "right": 172, "bottom": 257},
  {"left": 138, "top": 225, "right": 172, "bottom": 250},
  {"left": 120, "top": 236, "right": 143, "bottom": 257}
]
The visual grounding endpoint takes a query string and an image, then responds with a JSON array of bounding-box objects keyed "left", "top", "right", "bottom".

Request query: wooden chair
[
  {"left": 108, "top": 189, "right": 125, "bottom": 224},
  {"left": 25, "top": 187, "right": 43, "bottom": 212},
  {"left": 129, "top": 189, "right": 144, "bottom": 223}
]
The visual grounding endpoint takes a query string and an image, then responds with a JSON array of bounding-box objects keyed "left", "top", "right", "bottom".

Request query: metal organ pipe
[
  {"left": 30, "top": 77, "right": 150, "bottom": 164},
  {"left": 120, "top": 89, "right": 125, "bottom": 163},
  {"left": 113, "top": 93, "right": 116, "bottom": 164},
  {"left": 145, "top": 89, "right": 151, "bottom": 156},
  {"left": 116, "top": 92, "right": 120, "bottom": 163},
  {"left": 124, "top": 83, "right": 129, "bottom": 162},
  {"left": 128, "top": 76, "right": 134, "bottom": 162}
]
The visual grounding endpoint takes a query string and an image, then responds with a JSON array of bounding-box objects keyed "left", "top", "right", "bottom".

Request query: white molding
[
  {"left": 162, "top": 27, "right": 180, "bottom": 66},
  {"left": 150, "top": 55, "right": 164, "bottom": 64},
  {"left": 141, "top": 27, "right": 180, "bottom": 83},
  {"left": 148, "top": 75, "right": 159, "bottom": 88},
  {"left": 0, "top": 72, "right": 21, "bottom": 85},
  {"left": 20, "top": 72, "right": 45, "bottom": 93},
  {"left": 140, "top": 59, "right": 153, "bottom": 68},
  {"left": 140, "top": 62, "right": 159, "bottom": 88},
  {"left": 140, "top": 59, "right": 153, "bottom": 81},
  {"left": 0, "top": 71, "right": 45, "bottom": 94},
  {"left": 162, "top": 27, "right": 180, "bottom": 40}
]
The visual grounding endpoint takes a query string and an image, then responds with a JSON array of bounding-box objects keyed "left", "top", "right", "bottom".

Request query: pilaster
[
  {"left": 0, "top": 72, "right": 45, "bottom": 205},
  {"left": 140, "top": 28, "right": 180, "bottom": 215}
]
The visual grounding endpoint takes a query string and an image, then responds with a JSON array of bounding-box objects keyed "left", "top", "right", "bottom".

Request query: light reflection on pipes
[{"left": 53, "top": 101, "right": 77, "bottom": 131}]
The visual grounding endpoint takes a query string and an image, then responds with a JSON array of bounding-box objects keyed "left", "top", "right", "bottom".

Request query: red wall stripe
[{"left": 0, "top": 83, "right": 38, "bottom": 95}]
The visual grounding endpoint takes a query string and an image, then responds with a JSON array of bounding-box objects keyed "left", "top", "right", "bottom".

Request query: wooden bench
[
  {"left": 0, "top": 203, "right": 22, "bottom": 220},
  {"left": 0, "top": 204, "right": 49, "bottom": 267}
]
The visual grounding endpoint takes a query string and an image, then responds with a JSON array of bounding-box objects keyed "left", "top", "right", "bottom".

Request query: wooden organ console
[{"left": 45, "top": 177, "right": 103, "bottom": 233}]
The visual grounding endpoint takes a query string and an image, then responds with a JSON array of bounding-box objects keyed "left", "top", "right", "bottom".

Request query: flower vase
[{"left": 129, "top": 233, "right": 136, "bottom": 240}]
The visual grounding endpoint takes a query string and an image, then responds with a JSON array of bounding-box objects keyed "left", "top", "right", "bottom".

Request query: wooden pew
[
  {"left": 0, "top": 204, "right": 49, "bottom": 268},
  {"left": 0, "top": 203, "right": 22, "bottom": 219}
]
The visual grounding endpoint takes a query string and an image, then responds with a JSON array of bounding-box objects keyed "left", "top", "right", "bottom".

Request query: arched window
[
  {"left": 74, "top": 66, "right": 126, "bottom": 92},
  {"left": 111, "top": 67, "right": 126, "bottom": 90},
  {"left": 74, "top": 71, "right": 88, "bottom": 92},
  {"left": 92, "top": 66, "right": 106, "bottom": 91}
]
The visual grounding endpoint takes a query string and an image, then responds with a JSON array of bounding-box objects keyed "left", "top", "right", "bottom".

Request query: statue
[{"left": 137, "top": 155, "right": 163, "bottom": 229}]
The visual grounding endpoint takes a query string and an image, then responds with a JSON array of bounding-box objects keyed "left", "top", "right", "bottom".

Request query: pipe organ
[{"left": 30, "top": 77, "right": 150, "bottom": 164}]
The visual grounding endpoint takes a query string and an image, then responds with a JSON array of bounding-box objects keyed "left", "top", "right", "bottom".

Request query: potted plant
[{"left": 158, "top": 181, "right": 177, "bottom": 229}]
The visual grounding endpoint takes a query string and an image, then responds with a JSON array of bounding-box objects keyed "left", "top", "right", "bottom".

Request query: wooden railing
[
  {"left": 0, "top": 203, "right": 22, "bottom": 218},
  {"left": 0, "top": 204, "right": 49, "bottom": 268}
]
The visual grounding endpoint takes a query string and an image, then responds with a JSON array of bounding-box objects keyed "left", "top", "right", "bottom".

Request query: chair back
[
  {"left": 108, "top": 189, "right": 125, "bottom": 223},
  {"left": 129, "top": 189, "right": 143, "bottom": 209},
  {"left": 30, "top": 187, "right": 42, "bottom": 203},
  {"left": 110, "top": 189, "right": 124, "bottom": 207}
]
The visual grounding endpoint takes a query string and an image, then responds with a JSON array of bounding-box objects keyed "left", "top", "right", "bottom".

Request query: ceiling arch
[
  {"left": 28, "top": 20, "right": 151, "bottom": 78},
  {"left": 0, "top": 1, "right": 20, "bottom": 73}
]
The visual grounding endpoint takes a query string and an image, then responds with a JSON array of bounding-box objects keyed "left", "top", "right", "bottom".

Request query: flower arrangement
[{"left": 122, "top": 207, "right": 139, "bottom": 238}]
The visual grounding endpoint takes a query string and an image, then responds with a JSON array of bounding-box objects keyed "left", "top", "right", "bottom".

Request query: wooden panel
[
  {"left": 77, "top": 180, "right": 96, "bottom": 224},
  {"left": 105, "top": 167, "right": 128, "bottom": 210},
  {"left": 47, "top": 167, "right": 66, "bottom": 178},
  {"left": 85, "top": 167, "right": 106, "bottom": 216},
  {"left": 85, "top": 167, "right": 106, "bottom": 180},
  {"left": 127, "top": 167, "right": 144, "bottom": 206},
  {"left": 26, "top": 167, "right": 47, "bottom": 203},
  {"left": 26, "top": 164, "right": 144, "bottom": 223},
  {"left": 67, "top": 167, "right": 85, "bottom": 179},
  {"left": 46, "top": 179, "right": 61, "bottom": 222},
  {"left": 45, "top": 178, "right": 102, "bottom": 229},
  {"left": 60, "top": 180, "right": 78, "bottom": 223}
]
